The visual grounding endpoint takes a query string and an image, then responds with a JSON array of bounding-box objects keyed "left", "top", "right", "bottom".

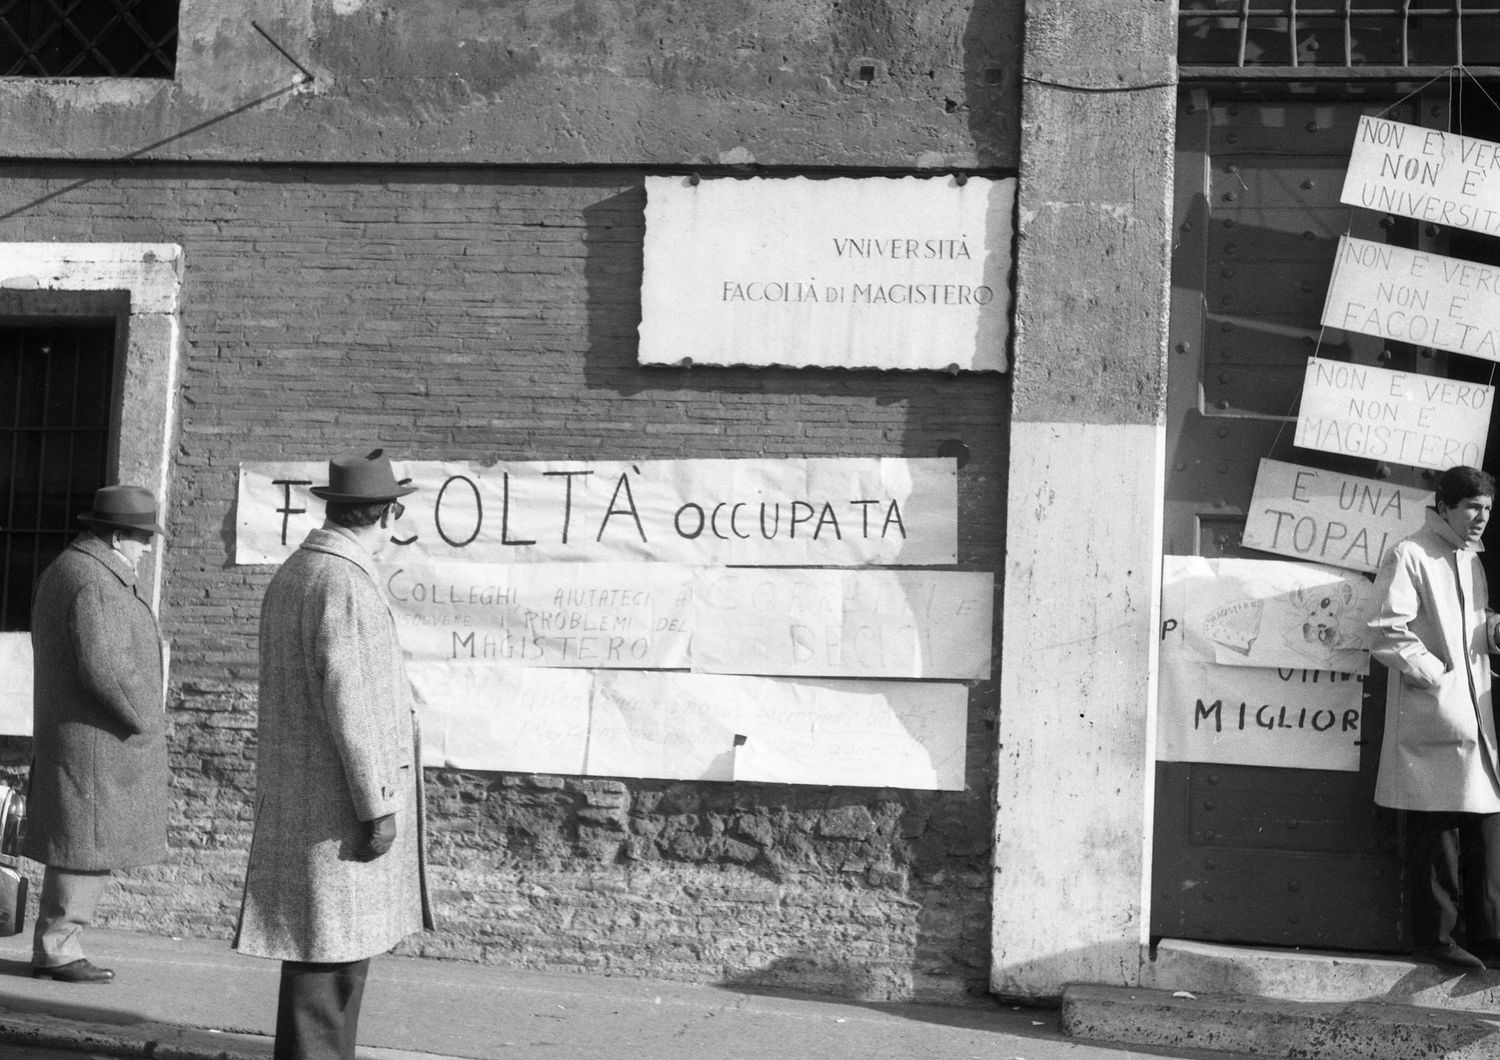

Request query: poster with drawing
[
  {"left": 1158, "top": 558, "right": 1363, "bottom": 770},
  {"left": 1176, "top": 555, "right": 1375, "bottom": 675}
]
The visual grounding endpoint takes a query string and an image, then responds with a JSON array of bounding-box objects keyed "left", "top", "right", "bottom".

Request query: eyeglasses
[{"left": 380, "top": 500, "right": 406, "bottom": 528}]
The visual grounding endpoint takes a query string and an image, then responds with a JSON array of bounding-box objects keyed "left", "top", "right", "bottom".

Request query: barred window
[
  {"left": 0, "top": 0, "right": 177, "bottom": 78},
  {"left": 0, "top": 320, "right": 116, "bottom": 631},
  {"left": 1180, "top": 1, "right": 1500, "bottom": 72}
]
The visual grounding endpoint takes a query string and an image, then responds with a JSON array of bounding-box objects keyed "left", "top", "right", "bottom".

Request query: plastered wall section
[
  {"left": 993, "top": 0, "right": 1175, "bottom": 997},
  {"left": 0, "top": 0, "right": 1021, "bottom": 169}
]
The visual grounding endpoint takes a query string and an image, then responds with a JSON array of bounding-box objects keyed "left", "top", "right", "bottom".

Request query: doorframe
[
  {"left": 990, "top": 0, "right": 1176, "bottom": 998},
  {"left": 0, "top": 242, "right": 182, "bottom": 612},
  {"left": 0, "top": 244, "right": 183, "bottom": 735}
]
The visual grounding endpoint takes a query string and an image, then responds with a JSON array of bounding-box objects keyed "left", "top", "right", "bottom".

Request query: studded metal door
[{"left": 1150, "top": 93, "right": 1453, "bottom": 952}]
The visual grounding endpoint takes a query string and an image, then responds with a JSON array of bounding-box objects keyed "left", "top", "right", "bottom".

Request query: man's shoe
[
  {"left": 32, "top": 959, "right": 114, "bottom": 983},
  {"left": 1415, "top": 942, "right": 1486, "bottom": 970},
  {"left": 1468, "top": 940, "right": 1500, "bottom": 970}
]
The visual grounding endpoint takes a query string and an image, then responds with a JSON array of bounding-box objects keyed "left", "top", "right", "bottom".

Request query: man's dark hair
[
  {"left": 326, "top": 500, "right": 391, "bottom": 529},
  {"left": 1436, "top": 465, "right": 1496, "bottom": 509}
]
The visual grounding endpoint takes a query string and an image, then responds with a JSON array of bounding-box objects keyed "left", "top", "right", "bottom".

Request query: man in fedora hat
[
  {"left": 235, "top": 449, "right": 431, "bottom": 1060},
  {"left": 26, "top": 484, "right": 169, "bottom": 984}
]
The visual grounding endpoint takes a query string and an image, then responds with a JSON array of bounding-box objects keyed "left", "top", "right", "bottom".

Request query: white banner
[
  {"left": 409, "top": 664, "right": 968, "bottom": 790},
  {"left": 237, "top": 457, "right": 958, "bottom": 567},
  {"left": 690, "top": 568, "right": 993, "bottom": 679},
  {"left": 1157, "top": 557, "right": 1363, "bottom": 771},
  {"left": 1342, "top": 116, "right": 1500, "bottom": 239},
  {"left": 388, "top": 562, "right": 991, "bottom": 680},
  {"left": 1323, "top": 236, "right": 1500, "bottom": 363},
  {"left": 638, "top": 175, "right": 1014, "bottom": 372},
  {"left": 1295, "top": 357, "right": 1490, "bottom": 471},
  {"left": 1242, "top": 458, "right": 1431, "bottom": 573}
]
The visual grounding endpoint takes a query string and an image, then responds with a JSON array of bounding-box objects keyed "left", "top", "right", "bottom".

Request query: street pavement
[{"left": 0, "top": 928, "right": 1265, "bottom": 1060}]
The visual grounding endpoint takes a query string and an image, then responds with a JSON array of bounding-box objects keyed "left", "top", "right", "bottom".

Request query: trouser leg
[
  {"left": 1406, "top": 810, "right": 1464, "bottom": 948},
  {"left": 1462, "top": 812, "right": 1500, "bottom": 945},
  {"left": 31, "top": 867, "right": 110, "bottom": 968},
  {"left": 273, "top": 958, "right": 370, "bottom": 1060}
]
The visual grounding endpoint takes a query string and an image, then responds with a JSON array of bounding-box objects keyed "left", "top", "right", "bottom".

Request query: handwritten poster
[
  {"left": 638, "top": 175, "right": 1014, "bottom": 372},
  {"left": 388, "top": 561, "right": 694, "bottom": 669},
  {"left": 1323, "top": 237, "right": 1500, "bottom": 363},
  {"left": 387, "top": 561, "right": 989, "bottom": 680},
  {"left": 1242, "top": 458, "right": 1431, "bottom": 573},
  {"left": 236, "top": 457, "right": 989, "bottom": 789},
  {"left": 1342, "top": 116, "right": 1500, "bottom": 239},
  {"left": 237, "top": 457, "right": 958, "bottom": 567},
  {"left": 1172, "top": 554, "right": 1374, "bottom": 674},
  {"left": 1158, "top": 557, "right": 1363, "bottom": 771},
  {"left": 1294, "top": 358, "right": 1490, "bottom": 471},
  {"left": 408, "top": 664, "right": 968, "bottom": 790}
]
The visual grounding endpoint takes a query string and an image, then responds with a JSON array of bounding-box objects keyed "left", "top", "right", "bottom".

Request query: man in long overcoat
[
  {"left": 1370, "top": 464, "right": 1500, "bottom": 970},
  {"left": 26, "top": 484, "right": 168, "bottom": 984},
  {"left": 234, "top": 448, "right": 431, "bottom": 1060}
]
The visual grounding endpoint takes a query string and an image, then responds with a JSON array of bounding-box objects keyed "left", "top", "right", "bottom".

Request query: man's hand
[{"left": 354, "top": 814, "right": 397, "bottom": 862}]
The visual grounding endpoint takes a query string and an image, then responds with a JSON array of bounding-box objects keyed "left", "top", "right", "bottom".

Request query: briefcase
[{"left": 0, "top": 782, "right": 28, "bottom": 936}]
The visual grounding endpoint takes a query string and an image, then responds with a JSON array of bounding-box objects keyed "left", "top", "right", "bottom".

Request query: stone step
[
  {"left": 1062, "top": 983, "right": 1500, "bottom": 1060},
  {"left": 1146, "top": 938, "right": 1500, "bottom": 1011}
]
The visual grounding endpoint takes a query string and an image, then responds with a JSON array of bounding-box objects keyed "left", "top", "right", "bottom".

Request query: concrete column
[{"left": 992, "top": 1, "right": 1176, "bottom": 998}]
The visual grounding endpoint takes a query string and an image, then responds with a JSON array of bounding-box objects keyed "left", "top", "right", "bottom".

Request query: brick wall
[{"left": 0, "top": 161, "right": 1006, "bottom": 1002}]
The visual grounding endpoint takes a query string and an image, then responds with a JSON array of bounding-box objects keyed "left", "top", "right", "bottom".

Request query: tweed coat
[
  {"left": 24, "top": 533, "right": 168, "bottom": 871},
  {"left": 234, "top": 527, "right": 432, "bottom": 963},
  {"left": 1369, "top": 508, "right": 1500, "bottom": 813}
]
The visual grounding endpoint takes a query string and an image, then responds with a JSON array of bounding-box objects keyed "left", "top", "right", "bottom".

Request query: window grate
[
  {"left": 1180, "top": 1, "right": 1500, "bottom": 74},
  {"left": 0, "top": 322, "right": 114, "bottom": 632},
  {"left": 0, "top": 0, "right": 176, "bottom": 78}
]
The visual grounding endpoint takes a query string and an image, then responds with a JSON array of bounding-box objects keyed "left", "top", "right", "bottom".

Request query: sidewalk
[{"left": 0, "top": 928, "right": 1252, "bottom": 1060}]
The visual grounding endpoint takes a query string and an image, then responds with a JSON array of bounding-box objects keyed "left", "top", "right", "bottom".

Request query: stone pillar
[{"left": 992, "top": 0, "right": 1176, "bottom": 997}]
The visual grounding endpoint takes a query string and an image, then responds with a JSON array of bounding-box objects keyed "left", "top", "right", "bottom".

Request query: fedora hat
[
  {"left": 310, "top": 448, "right": 418, "bottom": 503},
  {"left": 77, "top": 484, "right": 165, "bottom": 536}
]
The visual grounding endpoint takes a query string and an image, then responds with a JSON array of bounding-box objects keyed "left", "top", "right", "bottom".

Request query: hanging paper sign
[
  {"left": 1171, "top": 554, "right": 1375, "bottom": 674},
  {"left": 1341, "top": 116, "right": 1500, "bottom": 239},
  {"left": 1322, "top": 236, "right": 1500, "bottom": 362},
  {"left": 1241, "top": 458, "right": 1431, "bottom": 573},
  {"left": 1158, "top": 556, "right": 1364, "bottom": 771},
  {"left": 1294, "top": 357, "right": 1490, "bottom": 471}
]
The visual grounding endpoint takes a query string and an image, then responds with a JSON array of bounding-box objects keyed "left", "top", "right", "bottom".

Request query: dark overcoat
[
  {"left": 24, "top": 533, "right": 168, "bottom": 870},
  {"left": 234, "top": 527, "right": 432, "bottom": 963}
]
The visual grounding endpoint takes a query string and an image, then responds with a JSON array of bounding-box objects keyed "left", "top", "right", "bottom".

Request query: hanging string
[
  {"left": 1456, "top": 63, "right": 1500, "bottom": 113},
  {"left": 1374, "top": 67, "right": 1459, "bottom": 120}
]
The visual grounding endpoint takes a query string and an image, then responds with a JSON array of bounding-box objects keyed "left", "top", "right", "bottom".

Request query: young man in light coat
[
  {"left": 26, "top": 485, "right": 168, "bottom": 984},
  {"left": 1370, "top": 464, "right": 1500, "bottom": 970},
  {"left": 235, "top": 449, "right": 432, "bottom": 1060}
]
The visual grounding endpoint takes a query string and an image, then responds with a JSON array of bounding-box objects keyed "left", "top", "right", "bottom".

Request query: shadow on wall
[
  {"left": 720, "top": 953, "right": 887, "bottom": 1000},
  {"left": 962, "top": 0, "right": 1022, "bottom": 168}
]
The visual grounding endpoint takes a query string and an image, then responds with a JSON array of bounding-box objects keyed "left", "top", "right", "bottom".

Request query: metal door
[{"left": 1151, "top": 93, "right": 1454, "bottom": 951}]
